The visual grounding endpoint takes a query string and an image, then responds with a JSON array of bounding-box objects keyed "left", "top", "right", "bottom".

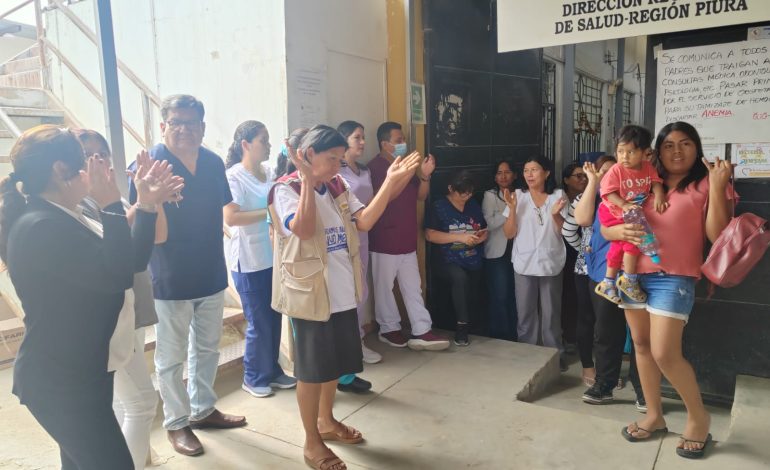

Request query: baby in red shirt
[{"left": 595, "top": 125, "right": 667, "bottom": 304}]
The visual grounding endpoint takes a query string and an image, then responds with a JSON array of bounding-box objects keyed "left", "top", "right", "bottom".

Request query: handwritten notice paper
[
  {"left": 656, "top": 39, "right": 770, "bottom": 143},
  {"left": 733, "top": 143, "right": 770, "bottom": 179}
]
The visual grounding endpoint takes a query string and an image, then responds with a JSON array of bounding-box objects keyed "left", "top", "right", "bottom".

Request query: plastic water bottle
[{"left": 623, "top": 207, "right": 661, "bottom": 264}]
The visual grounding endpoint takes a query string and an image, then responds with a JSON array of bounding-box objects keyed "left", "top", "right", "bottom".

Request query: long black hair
[
  {"left": 0, "top": 125, "right": 85, "bottom": 262},
  {"left": 490, "top": 159, "right": 516, "bottom": 201},
  {"left": 654, "top": 121, "right": 708, "bottom": 192},
  {"left": 337, "top": 120, "right": 366, "bottom": 170},
  {"left": 521, "top": 155, "right": 556, "bottom": 194},
  {"left": 226, "top": 120, "right": 266, "bottom": 169}
]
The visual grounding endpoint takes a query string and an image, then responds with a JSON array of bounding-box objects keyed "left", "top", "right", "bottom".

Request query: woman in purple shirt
[{"left": 336, "top": 120, "right": 380, "bottom": 394}]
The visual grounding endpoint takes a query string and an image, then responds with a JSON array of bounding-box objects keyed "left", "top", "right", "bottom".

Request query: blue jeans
[
  {"left": 154, "top": 290, "right": 225, "bottom": 430},
  {"left": 232, "top": 268, "right": 283, "bottom": 388},
  {"left": 485, "top": 256, "right": 517, "bottom": 341}
]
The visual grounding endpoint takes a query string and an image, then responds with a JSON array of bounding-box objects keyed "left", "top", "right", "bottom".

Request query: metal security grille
[
  {"left": 542, "top": 61, "right": 556, "bottom": 162},
  {"left": 623, "top": 91, "right": 633, "bottom": 124},
  {"left": 574, "top": 74, "right": 603, "bottom": 161}
]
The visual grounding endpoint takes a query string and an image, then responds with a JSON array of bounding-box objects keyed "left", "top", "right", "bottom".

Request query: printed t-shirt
[
  {"left": 426, "top": 197, "right": 486, "bottom": 270},
  {"left": 600, "top": 160, "right": 662, "bottom": 219}
]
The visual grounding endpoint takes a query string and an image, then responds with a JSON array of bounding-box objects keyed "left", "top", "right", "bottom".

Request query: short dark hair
[
  {"left": 616, "top": 124, "right": 652, "bottom": 150},
  {"left": 562, "top": 162, "right": 582, "bottom": 188},
  {"left": 376, "top": 121, "right": 402, "bottom": 150},
  {"left": 448, "top": 170, "right": 475, "bottom": 194},
  {"left": 299, "top": 125, "right": 348, "bottom": 154},
  {"left": 522, "top": 155, "right": 556, "bottom": 194},
  {"left": 160, "top": 94, "right": 205, "bottom": 121}
]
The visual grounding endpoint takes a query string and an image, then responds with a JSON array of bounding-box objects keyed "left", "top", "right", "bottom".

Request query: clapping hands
[{"left": 129, "top": 150, "right": 185, "bottom": 207}]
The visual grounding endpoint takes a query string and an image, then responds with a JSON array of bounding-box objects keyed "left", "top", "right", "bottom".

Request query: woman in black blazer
[{"left": 0, "top": 125, "right": 183, "bottom": 470}]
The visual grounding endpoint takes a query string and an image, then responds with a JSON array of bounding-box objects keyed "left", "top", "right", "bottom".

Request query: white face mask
[{"left": 392, "top": 142, "right": 407, "bottom": 157}]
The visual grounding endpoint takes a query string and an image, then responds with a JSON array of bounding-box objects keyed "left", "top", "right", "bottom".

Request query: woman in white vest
[{"left": 270, "top": 125, "right": 419, "bottom": 470}]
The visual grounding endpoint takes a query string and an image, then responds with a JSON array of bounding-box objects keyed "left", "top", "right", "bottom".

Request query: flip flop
[
  {"left": 621, "top": 422, "right": 669, "bottom": 442},
  {"left": 676, "top": 433, "right": 713, "bottom": 459},
  {"left": 304, "top": 453, "right": 347, "bottom": 470},
  {"left": 319, "top": 423, "right": 364, "bottom": 444}
]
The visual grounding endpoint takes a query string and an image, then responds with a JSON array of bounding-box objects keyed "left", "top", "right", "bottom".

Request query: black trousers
[
  {"left": 590, "top": 279, "right": 641, "bottom": 391},
  {"left": 436, "top": 262, "right": 482, "bottom": 324},
  {"left": 574, "top": 274, "right": 596, "bottom": 368},
  {"left": 24, "top": 375, "right": 132, "bottom": 470},
  {"left": 561, "top": 247, "right": 579, "bottom": 344}
]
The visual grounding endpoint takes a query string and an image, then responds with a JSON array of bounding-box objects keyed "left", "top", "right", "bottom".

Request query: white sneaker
[{"left": 361, "top": 342, "right": 382, "bottom": 364}]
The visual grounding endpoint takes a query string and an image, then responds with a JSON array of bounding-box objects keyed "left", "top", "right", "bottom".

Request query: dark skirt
[{"left": 292, "top": 308, "right": 363, "bottom": 383}]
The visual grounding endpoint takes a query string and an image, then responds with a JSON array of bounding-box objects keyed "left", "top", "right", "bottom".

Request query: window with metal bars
[
  {"left": 541, "top": 61, "right": 556, "bottom": 162},
  {"left": 623, "top": 91, "right": 633, "bottom": 124},
  {"left": 573, "top": 74, "right": 603, "bottom": 161}
]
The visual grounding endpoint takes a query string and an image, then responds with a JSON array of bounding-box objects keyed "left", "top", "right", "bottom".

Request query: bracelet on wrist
[
  {"left": 135, "top": 202, "right": 157, "bottom": 213},
  {"left": 420, "top": 175, "right": 431, "bottom": 182}
]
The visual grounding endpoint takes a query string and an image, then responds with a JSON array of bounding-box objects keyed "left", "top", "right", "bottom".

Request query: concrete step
[
  {"left": 0, "top": 57, "right": 40, "bottom": 75},
  {"left": 0, "top": 87, "right": 49, "bottom": 109},
  {"left": 0, "top": 106, "right": 64, "bottom": 131},
  {"left": 0, "top": 70, "right": 41, "bottom": 89}
]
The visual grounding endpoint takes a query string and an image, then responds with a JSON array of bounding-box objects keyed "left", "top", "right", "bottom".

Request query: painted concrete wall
[{"left": 284, "top": 0, "right": 387, "bottom": 163}]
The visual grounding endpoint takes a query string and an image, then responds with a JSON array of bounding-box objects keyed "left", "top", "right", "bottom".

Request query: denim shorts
[{"left": 619, "top": 272, "right": 696, "bottom": 323}]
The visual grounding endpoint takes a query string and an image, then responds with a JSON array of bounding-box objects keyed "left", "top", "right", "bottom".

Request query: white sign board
[
  {"left": 497, "top": 0, "right": 770, "bottom": 53},
  {"left": 655, "top": 39, "right": 770, "bottom": 144},
  {"left": 733, "top": 143, "right": 770, "bottom": 179}
]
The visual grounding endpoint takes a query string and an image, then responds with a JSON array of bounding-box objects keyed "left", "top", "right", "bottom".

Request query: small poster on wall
[
  {"left": 702, "top": 144, "right": 726, "bottom": 163},
  {"left": 410, "top": 82, "right": 426, "bottom": 125},
  {"left": 733, "top": 143, "right": 770, "bottom": 179}
]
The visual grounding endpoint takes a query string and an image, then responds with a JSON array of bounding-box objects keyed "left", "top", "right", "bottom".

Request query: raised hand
[
  {"left": 87, "top": 156, "right": 121, "bottom": 208},
  {"left": 503, "top": 188, "right": 517, "bottom": 210},
  {"left": 129, "top": 152, "right": 185, "bottom": 207},
  {"left": 421, "top": 153, "right": 436, "bottom": 178},
  {"left": 387, "top": 151, "right": 421, "bottom": 182},
  {"left": 583, "top": 162, "right": 599, "bottom": 184},
  {"left": 702, "top": 156, "right": 733, "bottom": 189},
  {"left": 551, "top": 197, "right": 567, "bottom": 216},
  {"left": 285, "top": 138, "right": 315, "bottom": 185}
]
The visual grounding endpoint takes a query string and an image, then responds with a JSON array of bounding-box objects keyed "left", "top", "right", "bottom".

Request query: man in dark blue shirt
[{"left": 129, "top": 94, "right": 245, "bottom": 456}]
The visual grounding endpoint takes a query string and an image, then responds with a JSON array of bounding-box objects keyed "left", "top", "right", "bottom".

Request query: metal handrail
[
  {"left": 48, "top": 0, "right": 161, "bottom": 107},
  {"left": 0, "top": 108, "right": 22, "bottom": 137},
  {"left": 0, "top": 0, "right": 33, "bottom": 22},
  {"left": 43, "top": 37, "right": 147, "bottom": 146},
  {"left": 0, "top": 0, "right": 161, "bottom": 148}
]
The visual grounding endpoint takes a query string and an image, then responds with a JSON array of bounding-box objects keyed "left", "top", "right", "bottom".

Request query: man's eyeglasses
[
  {"left": 569, "top": 173, "right": 588, "bottom": 179},
  {"left": 165, "top": 119, "right": 202, "bottom": 130}
]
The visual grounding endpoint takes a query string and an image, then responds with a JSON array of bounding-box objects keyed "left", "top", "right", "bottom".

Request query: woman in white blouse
[{"left": 503, "top": 156, "right": 569, "bottom": 370}]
